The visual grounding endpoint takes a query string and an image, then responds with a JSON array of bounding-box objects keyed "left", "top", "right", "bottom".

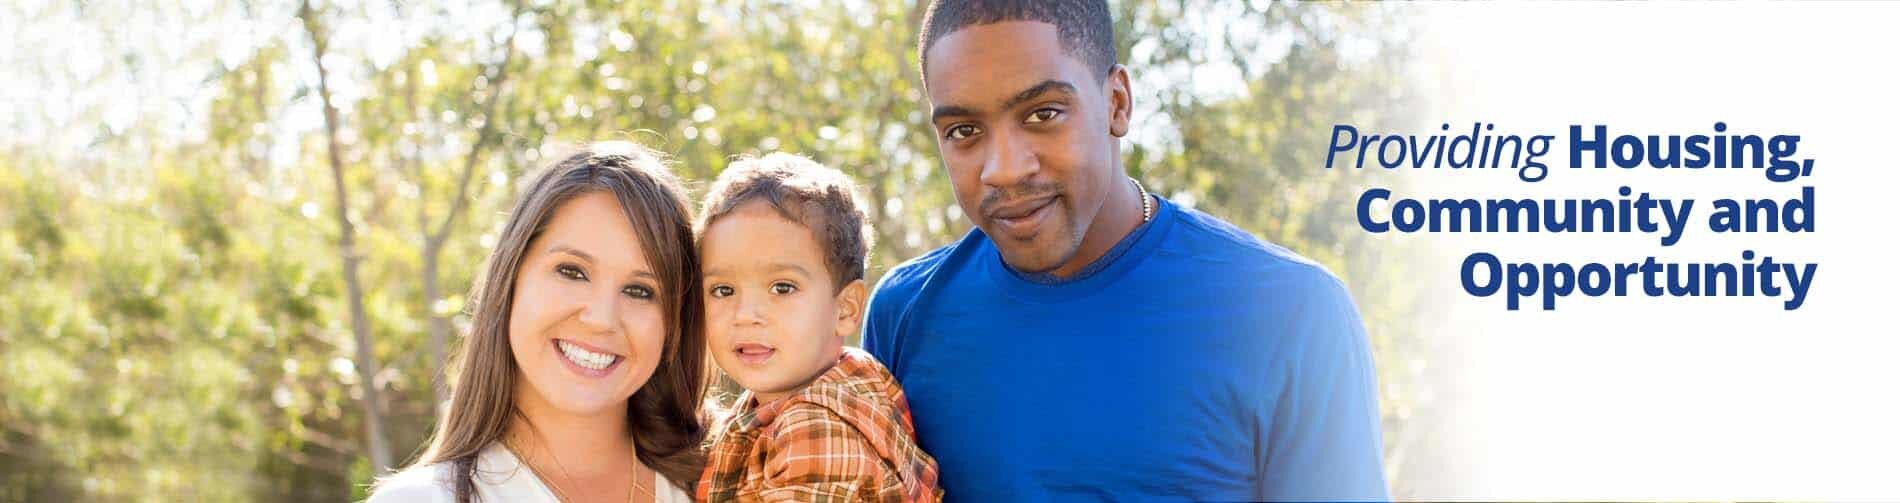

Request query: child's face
[{"left": 701, "top": 201, "right": 865, "bottom": 404}]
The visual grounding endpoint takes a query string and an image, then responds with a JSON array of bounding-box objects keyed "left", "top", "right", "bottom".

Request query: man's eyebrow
[
  {"left": 1000, "top": 79, "right": 1076, "bottom": 112},
  {"left": 931, "top": 104, "right": 976, "bottom": 123},
  {"left": 929, "top": 79, "right": 1077, "bottom": 123}
]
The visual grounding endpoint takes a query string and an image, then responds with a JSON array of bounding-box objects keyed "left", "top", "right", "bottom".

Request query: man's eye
[
  {"left": 623, "top": 284, "right": 654, "bottom": 299},
  {"left": 557, "top": 264, "right": 587, "bottom": 281},
  {"left": 709, "top": 285, "right": 734, "bottom": 298},
  {"left": 770, "top": 282, "right": 797, "bottom": 295},
  {"left": 944, "top": 124, "right": 979, "bottom": 140},
  {"left": 1025, "top": 108, "right": 1060, "bottom": 124}
]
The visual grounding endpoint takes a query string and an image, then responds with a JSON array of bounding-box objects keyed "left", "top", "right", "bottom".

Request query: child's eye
[
  {"left": 556, "top": 264, "right": 587, "bottom": 281},
  {"left": 1025, "top": 108, "right": 1061, "bottom": 124},
  {"left": 622, "top": 284, "right": 654, "bottom": 300},
  {"left": 944, "top": 124, "right": 979, "bottom": 141},
  {"left": 709, "top": 285, "right": 734, "bottom": 298},
  {"left": 770, "top": 281, "right": 797, "bottom": 295}
]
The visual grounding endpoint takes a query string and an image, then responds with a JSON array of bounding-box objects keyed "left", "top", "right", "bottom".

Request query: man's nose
[{"left": 980, "top": 128, "right": 1038, "bottom": 189}]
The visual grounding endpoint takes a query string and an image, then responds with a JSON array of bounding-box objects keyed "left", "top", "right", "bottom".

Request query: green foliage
[{"left": 0, "top": 1, "right": 1432, "bottom": 500}]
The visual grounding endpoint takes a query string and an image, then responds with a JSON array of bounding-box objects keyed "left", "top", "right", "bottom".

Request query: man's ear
[
  {"left": 1106, "top": 64, "right": 1133, "bottom": 138},
  {"left": 833, "top": 278, "right": 868, "bottom": 339}
]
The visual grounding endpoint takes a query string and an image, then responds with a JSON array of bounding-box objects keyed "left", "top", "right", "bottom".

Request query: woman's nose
[{"left": 576, "top": 290, "right": 617, "bottom": 333}]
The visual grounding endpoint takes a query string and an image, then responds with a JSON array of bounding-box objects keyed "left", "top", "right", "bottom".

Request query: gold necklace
[
  {"left": 630, "top": 453, "right": 656, "bottom": 502},
  {"left": 508, "top": 425, "right": 653, "bottom": 503},
  {"left": 505, "top": 433, "right": 573, "bottom": 503},
  {"left": 1130, "top": 176, "right": 1153, "bottom": 222}
]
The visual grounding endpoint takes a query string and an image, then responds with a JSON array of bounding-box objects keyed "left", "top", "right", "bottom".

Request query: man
[{"left": 860, "top": 0, "right": 1388, "bottom": 500}]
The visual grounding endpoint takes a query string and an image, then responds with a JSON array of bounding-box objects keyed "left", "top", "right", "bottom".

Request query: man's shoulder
[
  {"left": 1163, "top": 202, "right": 1348, "bottom": 296},
  {"left": 1162, "top": 203, "right": 1368, "bottom": 374},
  {"left": 867, "top": 229, "right": 983, "bottom": 308},
  {"left": 878, "top": 235, "right": 971, "bottom": 289}
]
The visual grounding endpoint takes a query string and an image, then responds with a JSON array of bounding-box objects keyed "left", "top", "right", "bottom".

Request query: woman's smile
[{"left": 553, "top": 338, "right": 626, "bottom": 377}]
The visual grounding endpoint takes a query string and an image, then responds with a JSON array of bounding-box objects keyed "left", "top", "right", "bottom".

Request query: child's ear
[{"left": 833, "top": 278, "right": 868, "bottom": 339}]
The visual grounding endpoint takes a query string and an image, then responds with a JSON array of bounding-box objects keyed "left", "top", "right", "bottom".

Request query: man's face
[{"left": 924, "top": 21, "right": 1131, "bottom": 277}]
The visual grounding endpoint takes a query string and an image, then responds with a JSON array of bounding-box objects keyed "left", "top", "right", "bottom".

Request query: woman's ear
[{"left": 833, "top": 279, "right": 868, "bottom": 339}]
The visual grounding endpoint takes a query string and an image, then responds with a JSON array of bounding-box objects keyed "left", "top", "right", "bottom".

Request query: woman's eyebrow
[
  {"left": 549, "top": 244, "right": 659, "bottom": 282},
  {"left": 547, "top": 244, "right": 595, "bottom": 263}
]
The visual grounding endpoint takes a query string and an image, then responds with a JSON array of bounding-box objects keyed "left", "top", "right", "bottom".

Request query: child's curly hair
[{"left": 696, "top": 153, "right": 873, "bottom": 291}]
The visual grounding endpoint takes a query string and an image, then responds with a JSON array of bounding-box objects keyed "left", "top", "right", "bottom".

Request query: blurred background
[{"left": 0, "top": 0, "right": 1441, "bottom": 500}]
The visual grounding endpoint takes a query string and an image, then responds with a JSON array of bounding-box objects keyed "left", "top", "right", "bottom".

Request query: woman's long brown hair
[{"left": 391, "top": 142, "right": 707, "bottom": 502}]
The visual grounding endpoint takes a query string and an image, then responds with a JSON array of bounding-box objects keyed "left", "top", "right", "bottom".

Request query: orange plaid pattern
[{"left": 698, "top": 347, "right": 943, "bottom": 503}]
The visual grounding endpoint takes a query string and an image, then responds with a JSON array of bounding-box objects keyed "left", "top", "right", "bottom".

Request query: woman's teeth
[{"left": 557, "top": 340, "right": 617, "bottom": 370}]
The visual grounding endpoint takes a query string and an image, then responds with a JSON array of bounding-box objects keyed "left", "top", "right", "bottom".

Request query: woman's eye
[
  {"left": 709, "top": 285, "right": 734, "bottom": 298},
  {"left": 623, "top": 284, "right": 654, "bottom": 299},
  {"left": 556, "top": 264, "right": 587, "bottom": 281},
  {"left": 944, "top": 124, "right": 979, "bottom": 140},
  {"left": 1026, "top": 108, "right": 1060, "bottom": 124},
  {"left": 770, "top": 282, "right": 797, "bottom": 295}
]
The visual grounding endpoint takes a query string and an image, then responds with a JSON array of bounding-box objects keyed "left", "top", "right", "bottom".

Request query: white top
[{"left": 367, "top": 443, "right": 692, "bottom": 503}]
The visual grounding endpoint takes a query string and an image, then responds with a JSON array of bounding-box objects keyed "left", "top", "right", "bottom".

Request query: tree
[
  {"left": 413, "top": 0, "right": 522, "bottom": 409},
  {"left": 1, "top": 1, "right": 1435, "bottom": 498},
  {"left": 297, "top": 0, "right": 393, "bottom": 474}
]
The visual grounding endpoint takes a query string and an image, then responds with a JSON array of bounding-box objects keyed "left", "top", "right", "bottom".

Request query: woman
[{"left": 371, "top": 142, "right": 705, "bottom": 503}]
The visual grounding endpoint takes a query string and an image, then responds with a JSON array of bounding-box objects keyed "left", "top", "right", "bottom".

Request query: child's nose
[{"left": 733, "top": 293, "right": 767, "bottom": 326}]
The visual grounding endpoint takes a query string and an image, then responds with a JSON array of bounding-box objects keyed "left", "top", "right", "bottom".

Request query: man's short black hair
[{"left": 918, "top": 0, "right": 1117, "bottom": 80}]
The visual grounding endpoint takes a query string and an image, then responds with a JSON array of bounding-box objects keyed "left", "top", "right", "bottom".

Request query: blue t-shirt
[{"left": 862, "top": 196, "right": 1388, "bottom": 501}]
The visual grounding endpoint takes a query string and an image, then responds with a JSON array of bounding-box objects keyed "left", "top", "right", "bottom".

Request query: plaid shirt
[{"left": 698, "top": 347, "right": 942, "bottom": 503}]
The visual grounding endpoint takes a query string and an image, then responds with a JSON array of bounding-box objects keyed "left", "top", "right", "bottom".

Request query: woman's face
[{"left": 508, "top": 190, "right": 668, "bottom": 419}]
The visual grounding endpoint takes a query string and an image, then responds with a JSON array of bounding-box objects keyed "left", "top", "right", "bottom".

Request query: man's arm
[
  {"left": 1257, "top": 272, "right": 1389, "bottom": 501},
  {"left": 859, "top": 268, "right": 907, "bottom": 366}
]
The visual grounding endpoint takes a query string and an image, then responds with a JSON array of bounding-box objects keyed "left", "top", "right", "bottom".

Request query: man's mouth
[{"left": 987, "top": 196, "right": 1058, "bottom": 238}]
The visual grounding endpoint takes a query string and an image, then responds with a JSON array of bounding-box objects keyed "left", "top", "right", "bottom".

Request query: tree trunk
[
  {"left": 423, "top": 240, "right": 448, "bottom": 409},
  {"left": 298, "top": 0, "right": 393, "bottom": 474},
  {"left": 421, "top": 0, "right": 520, "bottom": 410}
]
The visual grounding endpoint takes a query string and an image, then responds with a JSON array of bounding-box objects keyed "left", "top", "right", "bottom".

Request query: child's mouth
[{"left": 734, "top": 343, "right": 776, "bottom": 365}]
